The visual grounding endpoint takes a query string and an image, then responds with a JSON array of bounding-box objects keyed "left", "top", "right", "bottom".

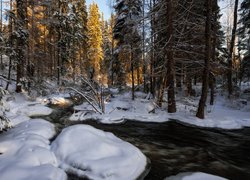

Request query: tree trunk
[
  {"left": 137, "top": 67, "right": 140, "bottom": 86},
  {"left": 5, "top": 0, "right": 13, "bottom": 91},
  {"left": 150, "top": 0, "right": 156, "bottom": 97},
  {"left": 196, "top": 0, "right": 212, "bottom": 119},
  {"left": 57, "top": 1, "right": 61, "bottom": 85},
  {"left": 166, "top": 0, "right": 176, "bottom": 113},
  {"left": 157, "top": 77, "right": 165, "bottom": 108},
  {"left": 0, "top": 0, "right": 3, "bottom": 73},
  {"left": 16, "top": 0, "right": 28, "bottom": 93},
  {"left": 227, "top": 0, "right": 239, "bottom": 97},
  {"left": 131, "top": 48, "right": 135, "bottom": 100},
  {"left": 238, "top": 50, "right": 242, "bottom": 86},
  {"left": 111, "top": 17, "right": 115, "bottom": 86},
  {"left": 209, "top": 73, "right": 215, "bottom": 105},
  {"left": 194, "top": 75, "right": 197, "bottom": 85},
  {"left": 142, "top": 0, "right": 146, "bottom": 92},
  {"left": 57, "top": 30, "right": 61, "bottom": 85},
  {"left": 186, "top": 77, "right": 192, "bottom": 96}
]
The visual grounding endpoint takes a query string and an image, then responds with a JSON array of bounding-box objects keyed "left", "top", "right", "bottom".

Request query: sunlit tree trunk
[{"left": 131, "top": 46, "right": 135, "bottom": 100}]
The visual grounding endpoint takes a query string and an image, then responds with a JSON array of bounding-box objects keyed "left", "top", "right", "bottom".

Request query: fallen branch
[{"left": 66, "top": 87, "right": 103, "bottom": 115}]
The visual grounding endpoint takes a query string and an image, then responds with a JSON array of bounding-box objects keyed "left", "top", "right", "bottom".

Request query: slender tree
[
  {"left": 227, "top": 0, "right": 239, "bottom": 97},
  {"left": 196, "top": 0, "right": 212, "bottom": 119},
  {"left": 166, "top": 0, "right": 176, "bottom": 113},
  {"left": 5, "top": 0, "right": 14, "bottom": 90},
  {"left": 15, "top": 0, "right": 28, "bottom": 92}
]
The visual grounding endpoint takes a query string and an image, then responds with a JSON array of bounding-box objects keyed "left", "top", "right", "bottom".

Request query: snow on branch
[{"left": 66, "top": 77, "right": 106, "bottom": 115}]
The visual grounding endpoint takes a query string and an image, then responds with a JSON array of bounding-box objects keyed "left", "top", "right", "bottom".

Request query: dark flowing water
[
  {"left": 45, "top": 106, "right": 250, "bottom": 180},
  {"left": 68, "top": 120, "right": 250, "bottom": 180}
]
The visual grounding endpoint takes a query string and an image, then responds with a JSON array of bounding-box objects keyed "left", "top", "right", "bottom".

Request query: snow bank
[
  {"left": 70, "top": 92, "right": 250, "bottom": 130},
  {"left": 0, "top": 119, "right": 67, "bottom": 180},
  {"left": 21, "top": 104, "right": 53, "bottom": 117},
  {"left": 165, "top": 172, "right": 228, "bottom": 180},
  {"left": 51, "top": 125, "right": 147, "bottom": 180},
  {"left": 6, "top": 114, "right": 31, "bottom": 127},
  {"left": 5, "top": 94, "right": 53, "bottom": 126},
  {"left": 9, "top": 94, "right": 52, "bottom": 116}
]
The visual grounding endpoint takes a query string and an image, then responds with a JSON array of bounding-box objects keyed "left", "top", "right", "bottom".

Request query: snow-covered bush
[{"left": 0, "top": 88, "right": 11, "bottom": 131}]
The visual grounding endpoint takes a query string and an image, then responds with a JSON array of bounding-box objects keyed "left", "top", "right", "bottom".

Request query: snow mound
[
  {"left": 51, "top": 125, "right": 147, "bottom": 180},
  {"left": 7, "top": 94, "right": 53, "bottom": 119},
  {"left": 0, "top": 119, "right": 67, "bottom": 180},
  {"left": 22, "top": 104, "right": 53, "bottom": 117},
  {"left": 165, "top": 172, "right": 228, "bottom": 180}
]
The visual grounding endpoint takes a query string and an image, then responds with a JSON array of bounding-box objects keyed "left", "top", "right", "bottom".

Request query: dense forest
[{"left": 0, "top": 0, "right": 249, "bottom": 118}]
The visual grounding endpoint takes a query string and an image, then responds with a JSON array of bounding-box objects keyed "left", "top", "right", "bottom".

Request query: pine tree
[
  {"left": 238, "top": 0, "right": 250, "bottom": 80},
  {"left": 113, "top": 0, "right": 142, "bottom": 99},
  {"left": 107, "top": 14, "right": 116, "bottom": 86},
  {"left": 52, "top": 0, "right": 71, "bottom": 84},
  {"left": 196, "top": 0, "right": 212, "bottom": 119},
  {"left": 15, "top": 0, "right": 28, "bottom": 92},
  {"left": 87, "top": 3, "right": 103, "bottom": 81},
  {"left": 5, "top": 0, "right": 14, "bottom": 91},
  {"left": 166, "top": 0, "right": 176, "bottom": 113},
  {"left": 227, "top": 0, "right": 239, "bottom": 97},
  {"left": 76, "top": 0, "right": 88, "bottom": 77},
  {"left": 101, "top": 18, "right": 112, "bottom": 84}
]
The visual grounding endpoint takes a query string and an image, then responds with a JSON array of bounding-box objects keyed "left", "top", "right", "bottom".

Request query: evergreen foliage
[
  {"left": 87, "top": 3, "right": 103, "bottom": 81},
  {"left": 238, "top": 0, "right": 250, "bottom": 80},
  {"left": 113, "top": 0, "right": 142, "bottom": 90}
]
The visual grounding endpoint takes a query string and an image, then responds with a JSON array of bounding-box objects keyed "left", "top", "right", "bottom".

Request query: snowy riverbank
[{"left": 70, "top": 90, "right": 250, "bottom": 130}]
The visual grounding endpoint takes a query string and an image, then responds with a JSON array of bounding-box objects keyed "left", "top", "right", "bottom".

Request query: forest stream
[{"left": 42, "top": 106, "right": 250, "bottom": 180}]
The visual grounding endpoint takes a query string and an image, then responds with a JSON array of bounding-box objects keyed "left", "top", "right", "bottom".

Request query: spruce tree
[
  {"left": 15, "top": 0, "right": 28, "bottom": 92},
  {"left": 113, "top": 0, "right": 142, "bottom": 99},
  {"left": 102, "top": 19, "right": 112, "bottom": 84},
  {"left": 238, "top": 0, "right": 250, "bottom": 80},
  {"left": 75, "top": 0, "right": 88, "bottom": 76},
  {"left": 227, "top": 0, "right": 239, "bottom": 97}
]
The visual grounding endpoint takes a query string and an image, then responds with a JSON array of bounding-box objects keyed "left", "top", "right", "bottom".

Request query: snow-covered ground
[
  {"left": 70, "top": 90, "right": 250, "bottom": 130},
  {"left": 0, "top": 119, "right": 67, "bottom": 180},
  {"left": 5, "top": 94, "right": 53, "bottom": 126},
  {"left": 165, "top": 172, "right": 227, "bottom": 180},
  {"left": 51, "top": 125, "right": 147, "bottom": 180}
]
